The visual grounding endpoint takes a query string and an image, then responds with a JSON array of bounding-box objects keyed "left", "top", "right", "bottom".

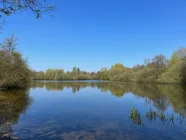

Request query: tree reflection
[
  {"left": 0, "top": 89, "right": 32, "bottom": 134},
  {"left": 31, "top": 81, "right": 186, "bottom": 117}
]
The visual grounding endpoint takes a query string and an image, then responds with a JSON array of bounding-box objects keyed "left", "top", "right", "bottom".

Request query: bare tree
[
  {"left": 0, "top": 34, "right": 18, "bottom": 54},
  {"left": 152, "top": 55, "right": 168, "bottom": 70},
  {"left": 0, "top": 0, "right": 55, "bottom": 27},
  {"left": 144, "top": 58, "right": 151, "bottom": 65}
]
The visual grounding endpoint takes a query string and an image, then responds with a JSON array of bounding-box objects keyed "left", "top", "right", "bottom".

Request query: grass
[
  {"left": 130, "top": 107, "right": 185, "bottom": 126},
  {"left": 130, "top": 107, "right": 143, "bottom": 125}
]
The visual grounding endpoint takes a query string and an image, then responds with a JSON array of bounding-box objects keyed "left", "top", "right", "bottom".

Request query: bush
[{"left": 0, "top": 51, "right": 31, "bottom": 89}]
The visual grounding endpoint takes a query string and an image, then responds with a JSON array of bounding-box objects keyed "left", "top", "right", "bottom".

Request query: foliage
[
  {"left": 96, "top": 68, "right": 109, "bottom": 80},
  {"left": 111, "top": 71, "right": 132, "bottom": 82},
  {"left": 76, "top": 74, "right": 91, "bottom": 80},
  {"left": 110, "top": 50, "right": 186, "bottom": 84},
  {"left": 109, "top": 63, "right": 127, "bottom": 80},
  {"left": 32, "top": 48, "right": 186, "bottom": 84},
  {"left": 32, "top": 68, "right": 94, "bottom": 81},
  {"left": 0, "top": 35, "right": 31, "bottom": 89},
  {"left": 32, "top": 71, "right": 45, "bottom": 80},
  {"left": 157, "top": 48, "right": 186, "bottom": 84}
]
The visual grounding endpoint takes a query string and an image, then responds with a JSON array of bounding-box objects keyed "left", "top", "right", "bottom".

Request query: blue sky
[{"left": 1, "top": 0, "right": 186, "bottom": 71}]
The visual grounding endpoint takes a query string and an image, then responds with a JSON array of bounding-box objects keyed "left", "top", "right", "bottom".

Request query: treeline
[
  {"left": 32, "top": 67, "right": 110, "bottom": 80},
  {"left": 33, "top": 48, "right": 186, "bottom": 84},
  {"left": 111, "top": 48, "right": 186, "bottom": 84},
  {"left": 1, "top": 35, "right": 186, "bottom": 90},
  {"left": 32, "top": 67, "right": 94, "bottom": 80}
]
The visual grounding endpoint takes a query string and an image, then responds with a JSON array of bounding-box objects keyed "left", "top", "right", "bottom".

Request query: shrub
[{"left": 0, "top": 51, "right": 31, "bottom": 89}]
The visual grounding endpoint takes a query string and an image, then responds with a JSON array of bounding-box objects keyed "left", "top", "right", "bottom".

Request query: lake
[{"left": 0, "top": 80, "right": 186, "bottom": 140}]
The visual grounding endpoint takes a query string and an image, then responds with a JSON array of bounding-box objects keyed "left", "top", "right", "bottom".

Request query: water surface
[{"left": 0, "top": 81, "right": 186, "bottom": 140}]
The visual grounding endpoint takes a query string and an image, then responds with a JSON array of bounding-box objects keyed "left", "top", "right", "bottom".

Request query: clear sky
[{"left": 1, "top": 0, "right": 186, "bottom": 71}]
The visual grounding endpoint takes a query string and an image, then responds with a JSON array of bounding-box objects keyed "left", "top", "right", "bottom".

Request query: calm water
[{"left": 0, "top": 81, "right": 186, "bottom": 140}]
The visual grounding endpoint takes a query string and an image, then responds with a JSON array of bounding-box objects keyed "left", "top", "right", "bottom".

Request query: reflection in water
[
  {"left": 130, "top": 107, "right": 185, "bottom": 126},
  {"left": 1, "top": 81, "right": 186, "bottom": 140},
  {"left": 31, "top": 81, "right": 186, "bottom": 139},
  {"left": 32, "top": 81, "right": 186, "bottom": 117},
  {"left": 0, "top": 89, "right": 32, "bottom": 134},
  {"left": 146, "top": 108, "right": 177, "bottom": 125}
]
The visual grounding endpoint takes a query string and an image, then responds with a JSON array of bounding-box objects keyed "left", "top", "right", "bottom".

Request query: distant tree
[
  {"left": 109, "top": 63, "right": 126, "bottom": 79},
  {"left": 55, "top": 69, "right": 65, "bottom": 80},
  {"left": 91, "top": 72, "right": 95, "bottom": 76},
  {"left": 77, "top": 68, "right": 80, "bottom": 75},
  {"left": 32, "top": 71, "right": 45, "bottom": 80},
  {"left": 132, "top": 65, "right": 144, "bottom": 72},
  {"left": 181, "top": 58, "right": 186, "bottom": 84},
  {"left": 158, "top": 48, "right": 186, "bottom": 84},
  {"left": 72, "top": 67, "right": 77, "bottom": 78},
  {"left": 144, "top": 58, "right": 151, "bottom": 66},
  {"left": 76, "top": 74, "right": 91, "bottom": 80},
  {"left": 45, "top": 69, "right": 55, "bottom": 80},
  {"left": 99, "top": 68, "right": 109, "bottom": 80},
  {"left": 173, "top": 47, "right": 186, "bottom": 60},
  {"left": 169, "top": 48, "right": 186, "bottom": 66},
  {"left": 152, "top": 55, "right": 168, "bottom": 70}
]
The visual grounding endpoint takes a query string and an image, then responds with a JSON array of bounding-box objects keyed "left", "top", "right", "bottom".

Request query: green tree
[
  {"left": 0, "top": 36, "right": 31, "bottom": 89},
  {"left": 77, "top": 68, "right": 80, "bottom": 75},
  {"left": 158, "top": 48, "right": 186, "bottom": 83},
  {"left": 45, "top": 69, "right": 55, "bottom": 80},
  {"left": 109, "top": 63, "right": 126, "bottom": 80},
  {"left": 32, "top": 71, "right": 45, "bottom": 80},
  {"left": 151, "top": 55, "right": 168, "bottom": 70},
  {"left": 72, "top": 67, "right": 77, "bottom": 78},
  {"left": 55, "top": 69, "right": 65, "bottom": 80},
  {"left": 99, "top": 68, "right": 109, "bottom": 80}
]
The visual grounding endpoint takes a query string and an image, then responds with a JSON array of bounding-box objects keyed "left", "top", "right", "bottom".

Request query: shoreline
[{"left": 0, "top": 133, "right": 21, "bottom": 140}]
